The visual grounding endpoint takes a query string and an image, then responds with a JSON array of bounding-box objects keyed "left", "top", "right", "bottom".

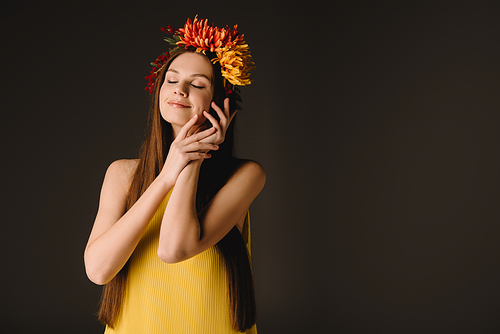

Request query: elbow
[
  {"left": 157, "top": 232, "right": 199, "bottom": 263},
  {"left": 85, "top": 266, "right": 110, "bottom": 285},
  {"left": 157, "top": 247, "right": 189, "bottom": 264},
  {"left": 84, "top": 253, "right": 112, "bottom": 285}
]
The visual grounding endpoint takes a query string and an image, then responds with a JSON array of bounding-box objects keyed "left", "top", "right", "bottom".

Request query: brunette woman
[{"left": 84, "top": 17, "right": 264, "bottom": 333}]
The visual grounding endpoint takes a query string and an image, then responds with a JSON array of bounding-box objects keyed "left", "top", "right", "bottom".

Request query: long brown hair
[{"left": 98, "top": 48, "right": 256, "bottom": 332}]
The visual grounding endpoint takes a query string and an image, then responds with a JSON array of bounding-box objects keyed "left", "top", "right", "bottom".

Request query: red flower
[{"left": 177, "top": 15, "right": 230, "bottom": 53}]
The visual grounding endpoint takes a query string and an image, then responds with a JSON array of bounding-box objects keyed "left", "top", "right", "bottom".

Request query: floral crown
[{"left": 145, "top": 15, "right": 255, "bottom": 95}]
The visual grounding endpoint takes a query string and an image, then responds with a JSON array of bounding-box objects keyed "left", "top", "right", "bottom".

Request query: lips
[{"left": 167, "top": 100, "right": 191, "bottom": 108}]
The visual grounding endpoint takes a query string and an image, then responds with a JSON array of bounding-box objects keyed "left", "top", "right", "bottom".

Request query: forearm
[
  {"left": 158, "top": 160, "right": 202, "bottom": 263},
  {"left": 85, "top": 176, "right": 174, "bottom": 284}
]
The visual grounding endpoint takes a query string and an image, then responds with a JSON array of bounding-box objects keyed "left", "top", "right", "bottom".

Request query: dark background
[{"left": 1, "top": 0, "right": 500, "bottom": 333}]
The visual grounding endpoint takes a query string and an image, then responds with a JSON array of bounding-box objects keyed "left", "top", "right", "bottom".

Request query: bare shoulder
[
  {"left": 231, "top": 159, "right": 266, "bottom": 190},
  {"left": 235, "top": 159, "right": 265, "bottom": 176},
  {"left": 106, "top": 159, "right": 138, "bottom": 179},
  {"left": 102, "top": 159, "right": 139, "bottom": 194},
  {"left": 107, "top": 159, "right": 139, "bottom": 176}
]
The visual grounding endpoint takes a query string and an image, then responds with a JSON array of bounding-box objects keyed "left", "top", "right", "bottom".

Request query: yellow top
[{"left": 105, "top": 190, "right": 257, "bottom": 334}]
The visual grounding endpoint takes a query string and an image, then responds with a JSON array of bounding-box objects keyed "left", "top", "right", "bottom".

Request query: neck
[
  {"left": 170, "top": 123, "right": 203, "bottom": 140},
  {"left": 171, "top": 124, "right": 182, "bottom": 140}
]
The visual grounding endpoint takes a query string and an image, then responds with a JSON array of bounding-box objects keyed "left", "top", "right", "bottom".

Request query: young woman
[{"left": 84, "top": 17, "right": 265, "bottom": 333}]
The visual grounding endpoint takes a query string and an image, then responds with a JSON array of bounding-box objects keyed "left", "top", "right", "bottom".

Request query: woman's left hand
[{"left": 199, "top": 98, "right": 237, "bottom": 146}]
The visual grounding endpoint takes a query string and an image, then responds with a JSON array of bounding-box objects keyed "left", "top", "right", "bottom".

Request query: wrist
[
  {"left": 186, "top": 159, "right": 203, "bottom": 171},
  {"left": 155, "top": 172, "right": 176, "bottom": 192}
]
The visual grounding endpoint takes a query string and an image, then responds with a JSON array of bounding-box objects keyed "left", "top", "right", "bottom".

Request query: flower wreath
[{"left": 145, "top": 15, "right": 255, "bottom": 95}]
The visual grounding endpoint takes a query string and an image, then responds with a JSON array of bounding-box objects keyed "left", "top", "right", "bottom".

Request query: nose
[{"left": 174, "top": 82, "right": 188, "bottom": 97}]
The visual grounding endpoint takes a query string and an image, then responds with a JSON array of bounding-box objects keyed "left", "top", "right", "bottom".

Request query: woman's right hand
[
  {"left": 159, "top": 114, "right": 219, "bottom": 185},
  {"left": 85, "top": 115, "right": 218, "bottom": 284}
]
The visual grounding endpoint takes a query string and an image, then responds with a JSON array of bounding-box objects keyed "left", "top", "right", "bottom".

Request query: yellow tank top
[{"left": 104, "top": 190, "right": 257, "bottom": 334}]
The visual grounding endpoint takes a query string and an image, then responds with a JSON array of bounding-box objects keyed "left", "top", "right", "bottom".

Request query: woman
[{"left": 84, "top": 16, "right": 265, "bottom": 333}]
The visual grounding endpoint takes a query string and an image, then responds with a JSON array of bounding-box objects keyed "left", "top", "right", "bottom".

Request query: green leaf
[{"left": 163, "top": 37, "right": 178, "bottom": 46}]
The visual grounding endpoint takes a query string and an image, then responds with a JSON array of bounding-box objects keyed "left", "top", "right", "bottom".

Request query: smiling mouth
[{"left": 167, "top": 100, "right": 191, "bottom": 108}]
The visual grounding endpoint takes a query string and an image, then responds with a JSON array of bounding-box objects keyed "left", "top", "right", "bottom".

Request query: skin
[
  {"left": 84, "top": 52, "right": 266, "bottom": 285},
  {"left": 159, "top": 52, "right": 214, "bottom": 137}
]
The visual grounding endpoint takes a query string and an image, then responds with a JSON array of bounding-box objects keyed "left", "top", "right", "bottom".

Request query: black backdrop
[{"left": 2, "top": 1, "right": 500, "bottom": 333}]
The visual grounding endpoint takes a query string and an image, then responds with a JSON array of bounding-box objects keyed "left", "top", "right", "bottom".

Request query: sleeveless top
[{"left": 104, "top": 189, "right": 257, "bottom": 334}]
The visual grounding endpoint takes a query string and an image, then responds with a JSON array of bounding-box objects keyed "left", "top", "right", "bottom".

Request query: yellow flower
[
  {"left": 214, "top": 39, "right": 255, "bottom": 86},
  {"left": 149, "top": 16, "right": 255, "bottom": 92}
]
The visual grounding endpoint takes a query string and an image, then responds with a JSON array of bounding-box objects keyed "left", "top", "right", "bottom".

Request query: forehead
[{"left": 167, "top": 52, "right": 213, "bottom": 78}]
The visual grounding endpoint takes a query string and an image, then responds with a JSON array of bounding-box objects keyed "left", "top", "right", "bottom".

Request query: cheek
[
  {"left": 158, "top": 91, "right": 167, "bottom": 116},
  {"left": 194, "top": 93, "right": 213, "bottom": 126},
  {"left": 194, "top": 91, "right": 213, "bottom": 111},
  {"left": 159, "top": 84, "right": 170, "bottom": 100}
]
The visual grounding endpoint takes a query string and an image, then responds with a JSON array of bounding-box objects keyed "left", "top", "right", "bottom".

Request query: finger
[
  {"left": 184, "top": 125, "right": 217, "bottom": 143},
  {"left": 192, "top": 120, "right": 211, "bottom": 134},
  {"left": 203, "top": 110, "right": 222, "bottom": 131},
  {"left": 184, "top": 141, "right": 219, "bottom": 153},
  {"left": 187, "top": 152, "right": 212, "bottom": 161},
  {"left": 176, "top": 114, "right": 199, "bottom": 140},
  {"left": 229, "top": 109, "right": 238, "bottom": 124},
  {"left": 211, "top": 101, "right": 226, "bottom": 122},
  {"left": 224, "top": 98, "right": 230, "bottom": 118}
]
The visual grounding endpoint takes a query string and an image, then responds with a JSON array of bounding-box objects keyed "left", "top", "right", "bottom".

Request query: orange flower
[
  {"left": 214, "top": 38, "right": 255, "bottom": 86},
  {"left": 147, "top": 16, "right": 255, "bottom": 93},
  {"left": 178, "top": 15, "right": 229, "bottom": 53}
]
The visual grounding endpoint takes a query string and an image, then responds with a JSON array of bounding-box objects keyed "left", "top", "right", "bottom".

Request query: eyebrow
[{"left": 167, "top": 69, "right": 211, "bottom": 81}]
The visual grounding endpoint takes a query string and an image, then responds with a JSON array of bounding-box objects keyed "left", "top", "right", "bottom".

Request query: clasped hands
[{"left": 160, "top": 98, "right": 237, "bottom": 183}]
